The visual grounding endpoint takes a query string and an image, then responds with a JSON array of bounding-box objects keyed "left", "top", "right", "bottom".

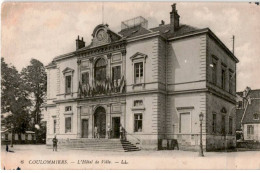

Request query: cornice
[
  {"left": 167, "top": 28, "right": 239, "bottom": 63},
  {"left": 76, "top": 40, "right": 127, "bottom": 59}
]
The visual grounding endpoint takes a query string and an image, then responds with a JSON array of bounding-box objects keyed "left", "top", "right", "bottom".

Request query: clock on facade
[{"left": 96, "top": 29, "right": 108, "bottom": 41}]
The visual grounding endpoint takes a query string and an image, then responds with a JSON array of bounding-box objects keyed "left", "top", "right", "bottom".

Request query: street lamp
[
  {"left": 199, "top": 112, "right": 204, "bottom": 157},
  {"left": 11, "top": 124, "right": 14, "bottom": 147}
]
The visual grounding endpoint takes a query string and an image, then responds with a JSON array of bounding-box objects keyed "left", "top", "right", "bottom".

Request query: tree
[
  {"left": 21, "top": 59, "right": 47, "bottom": 126},
  {"left": 1, "top": 58, "right": 32, "bottom": 142}
]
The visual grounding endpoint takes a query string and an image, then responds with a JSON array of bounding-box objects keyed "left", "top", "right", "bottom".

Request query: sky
[{"left": 1, "top": 2, "right": 260, "bottom": 91}]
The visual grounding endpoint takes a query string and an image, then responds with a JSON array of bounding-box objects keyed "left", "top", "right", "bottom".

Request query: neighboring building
[
  {"left": 1, "top": 128, "right": 36, "bottom": 145},
  {"left": 236, "top": 88, "right": 260, "bottom": 142},
  {"left": 45, "top": 4, "right": 238, "bottom": 151},
  {"left": 1, "top": 114, "right": 36, "bottom": 145}
]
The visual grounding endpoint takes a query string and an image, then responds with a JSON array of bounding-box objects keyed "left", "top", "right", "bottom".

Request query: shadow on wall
[
  {"left": 165, "top": 44, "right": 180, "bottom": 139},
  {"left": 167, "top": 43, "right": 180, "bottom": 87}
]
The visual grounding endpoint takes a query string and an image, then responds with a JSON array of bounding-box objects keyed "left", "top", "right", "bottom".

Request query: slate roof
[
  {"left": 241, "top": 89, "right": 260, "bottom": 124},
  {"left": 118, "top": 23, "right": 201, "bottom": 39},
  {"left": 248, "top": 89, "right": 260, "bottom": 98},
  {"left": 150, "top": 24, "right": 200, "bottom": 38},
  {"left": 118, "top": 25, "right": 152, "bottom": 38}
]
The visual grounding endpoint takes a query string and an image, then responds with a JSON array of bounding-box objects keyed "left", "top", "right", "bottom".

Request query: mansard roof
[
  {"left": 242, "top": 99, "right": 260, "bottom": 124},
  {"left": 240, "top": 89, "right": 260, "bottom": 124},
  {"left": 150, "top": 24, "right": 199, "bottom": 38},
  {"left": 118, "top": 25, "right": 153, "bottom": 38},
  {"left": 51, "top": 22, "right": 238, "bottom": 63}
]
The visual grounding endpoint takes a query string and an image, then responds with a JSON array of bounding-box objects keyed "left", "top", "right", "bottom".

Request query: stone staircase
[{"left": 47, "top": 138, "right": 140, "bottom": 152}]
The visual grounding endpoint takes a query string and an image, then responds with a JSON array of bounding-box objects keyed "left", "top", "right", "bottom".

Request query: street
[{"left": 1, "top": 145, "right": 260, "bottom": 170}]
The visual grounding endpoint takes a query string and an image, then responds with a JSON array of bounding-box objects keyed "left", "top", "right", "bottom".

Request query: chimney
[
  {"left": 76, "top": 35, "right": 85, "bottom": 50},
  {"left": 170, "top": 3, "right": 180, "bottom": 32},
  {"left": 159, "top": 20, "right": 165, "bottom": 26}
]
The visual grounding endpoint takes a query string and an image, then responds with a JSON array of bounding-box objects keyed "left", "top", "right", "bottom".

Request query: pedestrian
[
  {"left": 107, "top": 124, "right": 111, "bottom": 139},
  {"left": 6, "top": 144, "right": 9, "bottom": 152},
  {"left": 97, "top": 127, "right": 100, "bottom": 139},
  {"left": 120, "top": 124, "right": 123, "bottom": 140},
  {"left": 94, "top": 126, "right": 98, "bottom": 139},
  {"left": 52, "top": 135, "right": 58, "bottom": 152}
]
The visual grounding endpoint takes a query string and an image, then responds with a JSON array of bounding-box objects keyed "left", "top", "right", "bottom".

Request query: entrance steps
[{"left": 47, "top": 138, "right": 140, "bottom": 152}]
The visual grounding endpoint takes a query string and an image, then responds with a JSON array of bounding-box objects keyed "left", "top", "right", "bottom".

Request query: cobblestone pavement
[{"left": 1, "top": 145, "right": 260, "bottom": 170}]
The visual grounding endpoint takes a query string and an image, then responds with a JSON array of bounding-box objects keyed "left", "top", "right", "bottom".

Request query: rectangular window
[
  {"left": 25, "top": 134, "right": 28, "bottom": 140},
  {"left": 53, "top": 120, "right": 57, "bottom": 134},
  {"left": 221, "top": 69, "right": 226, "bottom": 89},
  {"left": 65, "top": 117, "right": 72, "bottom": 133},
  {"left": 179, "top": 112, "right": 191, "bottom": 133},
  {"left": 134, "top": 100, "right": 143, "bottom": 107},
  {"left": 134, "top": 62, "right": 144, "bottom": 84},
  {"left": 212, "top": 113, "right": 217, "bottom": 133},
  {"left": 247, "top": 125, "right": 254, "bottom": 135},
  {"left": 134, "top": 113, "right": 143, "bottom": 132},
  {"left": 65, "top": 75, "right": 72, "bottom": 94},
  {"left": 229, "top": 117, "right": 233, "bottom": 134},
  {"left": 81, "top": 72, "right": 89, "bottom": 85},
  {"left": 221, "top": 115, "right": 226, "bottom": 134},
  {"left": 112, "top": 66, "right": 121, "bottom": 81},
  {"left": 65, "top": 106, "right": 72, "bottom": 112},
  {"left": 212, "top": 62, "right": 217, "bottom": 85}
]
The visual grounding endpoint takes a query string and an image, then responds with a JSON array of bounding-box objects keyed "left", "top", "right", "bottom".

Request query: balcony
[{"left": 78, "top": 76, "right": 126, "bottom": 98}]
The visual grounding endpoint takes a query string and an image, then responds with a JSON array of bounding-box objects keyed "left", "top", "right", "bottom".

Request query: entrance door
[
  {"left": 82, "top": 119, "right": 89, "bottom": 138},
  {"left": 112, "top": 117, "right": 120, "bottom": 138},
  {"left": 94, "top": 107, "right": 106, "bottom": 138}
]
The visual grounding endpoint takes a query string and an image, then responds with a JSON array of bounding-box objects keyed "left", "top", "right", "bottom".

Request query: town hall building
[{"left": 45, "top": 4, "right": 239, "bottom": 151}]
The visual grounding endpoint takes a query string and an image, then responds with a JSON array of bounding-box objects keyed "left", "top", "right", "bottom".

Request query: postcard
[{"left": 1, "top": 1, "right": 260, "bottom": 170}]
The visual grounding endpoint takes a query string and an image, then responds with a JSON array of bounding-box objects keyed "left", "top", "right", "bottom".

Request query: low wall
[
  {"left": 237, "top": 141, "right": 260, "bottom": 149},
  {"left": 206, "top": 134, "right": 236, "bottom": 151}
]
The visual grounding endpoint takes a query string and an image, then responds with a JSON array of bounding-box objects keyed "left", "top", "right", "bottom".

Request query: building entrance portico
[{"left": 94, "top": 106, "right": 106, "bottom": 138}]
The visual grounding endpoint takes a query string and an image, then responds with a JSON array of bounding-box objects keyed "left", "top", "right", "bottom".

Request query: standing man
[
  {"left": 107, "top": 123, "right": 111, "bottom": 139},
  {"left": 6, "top": 143, "right": 9, "bottom": 152},
  {"left": 120, "top": 124, "right": 123, "bottom": 140},
  {"left": 52, "top": 135, "right": 58, "bottom": 152},
  {"left": 94, "top": 126, "right": 98, "bottom": 139}
]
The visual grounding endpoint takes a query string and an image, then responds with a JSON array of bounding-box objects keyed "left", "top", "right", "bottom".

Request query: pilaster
[{"left": 77, "top": 105, "right": 81, "bottom": 138}]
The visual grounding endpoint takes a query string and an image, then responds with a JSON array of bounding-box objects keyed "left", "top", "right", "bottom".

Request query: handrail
[{"left": 123, "top": 129, "right": 141, "bottom": 142}]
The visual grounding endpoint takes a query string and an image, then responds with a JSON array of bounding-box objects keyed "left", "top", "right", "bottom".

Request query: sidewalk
[{"left": 1, "top": 145, "right": 260, "bottom": 170}]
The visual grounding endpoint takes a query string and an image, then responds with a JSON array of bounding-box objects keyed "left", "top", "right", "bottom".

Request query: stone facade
[{"left": 44, "top": 4, "right": 239, "bottom": 151}]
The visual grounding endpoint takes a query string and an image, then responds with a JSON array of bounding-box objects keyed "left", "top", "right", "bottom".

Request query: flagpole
[{"left": 102, "top": 2, "right": 104, "bottom": 25}]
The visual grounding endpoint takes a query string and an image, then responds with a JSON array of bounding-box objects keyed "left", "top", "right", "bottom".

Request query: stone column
[
  {"left": 89, "top": 105, "right": 94, "bottom": 138},
  {"left": 121, "top": 101, "right": 126, "bottom": 130},
  {"left": 107, "top": 53, "right": 112, "bottom": 79},
  {"left": 77, "top": 58, "right": 81, "bottom": 97},
  {"left": 77, "top": 105, "right": 81, "bottom": 138},
  {"left": 106, "top": 104, "right": 111, "bottom": 139},
  {"left": 89, "top": 57, "right": 94, "bottom": 87},
  {"left": 121, "top": 50, "right": 126, "bottom": 79}
]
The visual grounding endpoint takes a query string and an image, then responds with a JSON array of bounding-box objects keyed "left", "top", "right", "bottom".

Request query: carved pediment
[
  {"left": 130, "top": 52, "right": 148, "bottom": 62},
  {"left": 62, "top": 67, "right": 74, "bottom": 74},
  {"left": 91, "top": 24, "right": 122, "bottom": 47}
]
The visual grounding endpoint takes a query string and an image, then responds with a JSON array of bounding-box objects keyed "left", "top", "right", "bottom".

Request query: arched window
[{"left": 95, "top": 58, "right": 106, "bottom": 81}]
